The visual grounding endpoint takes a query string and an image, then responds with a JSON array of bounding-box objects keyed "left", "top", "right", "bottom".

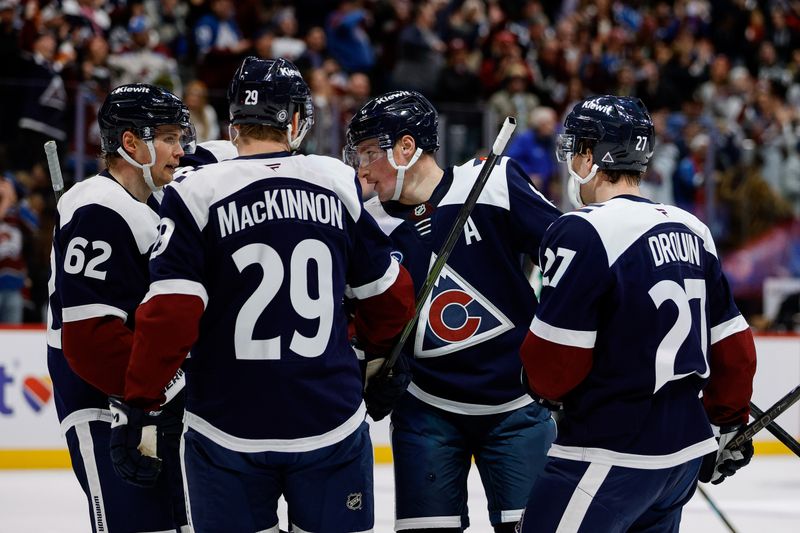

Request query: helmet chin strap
[
  {"left": 566, "top": 155, "right": 599, "bottom": 209},
  {"left": 386, "top": 147, "right": 422, "bottom": 201},
  {"left": 287, "top": 119, "right": 311, "bottom": 151},
  {"left": 228, "top": 124, "right": 240, "bottom": 147},
  {"left": 116, "top": 141, "right": 161, "bottom": 193}
]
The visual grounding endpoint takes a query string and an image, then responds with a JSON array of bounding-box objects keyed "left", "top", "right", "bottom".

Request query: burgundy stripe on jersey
[
  {"left": 62, "top": 317, "right": 133, "bottom": 397},
  {"left": 126, "top": 294, "right": 205, "bottom": 409},
  {"left": 703, "top": 328, "right": 757, "bottom": 426},
  {"left": 352, "top": 264, "right": 415, "bottom": 354},
  {"left": 520, "top": 331, "right": 593, "bottom": 401}
]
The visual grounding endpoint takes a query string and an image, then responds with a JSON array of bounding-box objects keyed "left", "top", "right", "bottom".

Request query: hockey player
[
  {"left": 519, "top": 95, "right": 757, "bottom": 532},
  {"left": 109, "top": 57, "right": 416, "bottom": 532},
  {"left": 46, "top": 83, "right": 195, "bottom": 532},
  {"left": 344, "top": 91, "right": 561, "bottom": 533}
]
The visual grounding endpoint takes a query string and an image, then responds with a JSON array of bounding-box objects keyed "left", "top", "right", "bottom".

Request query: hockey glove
[
  {"left": 698, "top": 424, "right": 754, "bottom": 485},
  {"left": 364, "top": 353, "right": 411, "bottom": 422},
  {"left": 521, "top": 368, "right": 563, "bottom": 412},
  {"left": 109, "top": 397, "right": 163, "bottom": 488},
  {"left": 157, "top": 368, "right": 186, "bottom": 442}
]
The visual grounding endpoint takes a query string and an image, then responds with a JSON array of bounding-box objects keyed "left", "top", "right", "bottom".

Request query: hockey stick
[
  {"left": 696, "top": 485, "right": 739, "bottom": 533},
  {"left": 748, "top": 400, "right": 800, "bottom": 457},
  {"left": 726, "top": 385, "right": 800, "bottom": 453},
  {"left": 44, "top": 140, "right": 65, "bottom": 201},
  {"left": 375, "top": 116, "right": 518, "bottom": 379}
]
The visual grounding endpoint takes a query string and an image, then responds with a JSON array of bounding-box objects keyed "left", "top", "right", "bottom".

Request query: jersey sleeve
[
  {"left": 702, "top": 254, "right": 757, "bottom": 425},
  {"left": 505, "top": 158, "right": 562, "bottom": 260},
  {"left": 125, "top": 184, "right": 207, "bottom": 407},
  {"left": 520, "top": 215, "right": 611, "bottom": 399},
  {"left": 58, "top": 205, "right": 148, "bottom": 396},
  {"left": 345, "top": 204, "right": 415, "bottom": 355}
]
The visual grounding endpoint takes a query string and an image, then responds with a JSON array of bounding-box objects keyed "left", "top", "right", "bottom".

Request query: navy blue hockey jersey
[
  {"left": 47, "top": 172, "right": 160, "bottom": 426},
  {"left": 125, "top": 152, "right": 414, "bottom": 452},
  {"left": 365, "top": 157, "right": 562, "bottom": 414},
  {"left": 522, "top": 195, "right": 757, "bottom": 469}
]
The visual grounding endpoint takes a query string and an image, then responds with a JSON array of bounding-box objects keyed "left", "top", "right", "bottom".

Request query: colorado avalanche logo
[{"left": 415, "top": 256, "right": 513, "bottom": 358}]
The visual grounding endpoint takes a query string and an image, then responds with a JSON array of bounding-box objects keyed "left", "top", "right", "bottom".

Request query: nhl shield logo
[
  {"left": 415, "top": 254, "right": 513, "bottom": 358},
  {"left": 346, "top": 492, "right": 363, "bottom": 511}
]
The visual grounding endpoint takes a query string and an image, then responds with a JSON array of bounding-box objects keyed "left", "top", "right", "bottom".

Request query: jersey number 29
[{"left": 233, "top": 239, "right": 333, "bottom": 360}]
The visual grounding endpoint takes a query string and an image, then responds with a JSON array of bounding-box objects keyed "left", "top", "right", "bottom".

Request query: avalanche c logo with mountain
[{"left": 415, "top": 255, "right": 513, "bottom": 358}]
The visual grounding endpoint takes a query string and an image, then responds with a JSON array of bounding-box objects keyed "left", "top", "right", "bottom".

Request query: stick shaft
[
  {"left": 727, "top": 385, "right": 800, "bottom": 451},
  {"left": 697, "top": 486, "right": 739, "bottom": 533},
  {"left": 748, "top": 401, "right": 800, "bottom": 457},
  {"left": 44, "top": 140, "right": 64, "bottom": 201}
]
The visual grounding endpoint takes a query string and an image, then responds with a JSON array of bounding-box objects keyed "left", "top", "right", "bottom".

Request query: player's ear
[
  {"left": 399, "top": 134, "right": 416, "bottom": 156},
  {"left": 121, "top": 130, "right": 138, "bottom": 157}
]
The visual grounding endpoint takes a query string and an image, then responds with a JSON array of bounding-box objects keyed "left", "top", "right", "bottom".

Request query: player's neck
[
  {"left": 594, "top": 179, "right": 641, "bottom": 203},
  {"left": 109, "top": 164, "right": 152, "bottom": 203},
  {"left": 397, "top": 157, "right": 444, "bottom": 205},
  {"left": 236, "top": 138, "right": 290, "bottom": 156}
]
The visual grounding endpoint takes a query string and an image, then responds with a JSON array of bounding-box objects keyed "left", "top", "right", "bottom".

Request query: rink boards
[{"left": 0, "top": 327, "right": 798, "bottom": 468}]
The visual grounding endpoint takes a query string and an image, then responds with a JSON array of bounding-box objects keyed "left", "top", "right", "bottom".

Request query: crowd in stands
[{"left": 0, "top": 0, "right": 799, "bottom": 326}]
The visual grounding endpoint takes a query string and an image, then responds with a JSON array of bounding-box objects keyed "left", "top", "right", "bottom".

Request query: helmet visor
[
  {"left": 343, "top": 143, "right": 387, "bottom": 169},
  {"left": 556, "top": 134, "right": 596, "bottom": 162},
  {"left": 556, "top": 133, "right": 576, "bottom": 163},
  {"left": 180, "top": 123, "right": 197, "bottom": 155}
]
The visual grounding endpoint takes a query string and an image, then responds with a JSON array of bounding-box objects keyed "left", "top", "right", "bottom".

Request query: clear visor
[
  {"left": 342, "top": 144, "right": 387, "bottom": 169},
  {"left": 555, "top": 133, "right": 575, "bottom": 163},
  {"left": 180, "top": 123, "right": 197, "bottom": 155}
]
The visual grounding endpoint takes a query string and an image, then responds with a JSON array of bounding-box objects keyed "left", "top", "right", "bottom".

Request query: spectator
[
  {"left": 325, "top": 0, "right": 375, "bottom": 73},
  {"left": 295, "top": 26, "right": 329, "bottom": 71},
  {"left": 0, "top": 175, "right": 37, "bottom": 324},
  {"left": 270, "top": 7, "right": 306, "bottom": 60},
  {"left": 14, "top": 31, "right": 68, "bottom": 172},
  {"left": 390, "top": 0, "right": 446, "bottom": 95},
  {"left": 107, "top": 15, "right": 182, "bottom": 93},
  {"left": 487, "top": 59, "right": 539, "bottom": 131},
  {"left": 183, "top": 79, "right": 219, "bottom": 143},
  {"left": 435, "top": 38, "right": 482, "bottom": 103},
  {"left": 505, "top": 106, "right": 558, "bottom": 199}
]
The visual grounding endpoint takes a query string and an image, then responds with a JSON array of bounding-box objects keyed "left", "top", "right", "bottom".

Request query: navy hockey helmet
[
  {"left": 557, "top": 95, "right": 654, "bottom": 173},
  {"left": 228, "top": 56, "right": 313, "bottom": 149},
  {"left": 344, "top": 90, "right": 439, "bottom": 164},
  {"left": 99, "top": 83, "right": 195, "bottom": 155}
]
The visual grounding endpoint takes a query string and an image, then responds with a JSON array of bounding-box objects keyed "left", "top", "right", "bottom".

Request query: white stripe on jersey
[
  {"left": 566, "top": 197, "right": 718, "bottom": 267},
  {"left": 143, "top": 279, "right": 209, "bottom": 308},
  {"left": 554, "top": 463, "right": 611, "bottom": 533},
  {"left": 183, "top": 403, "right": 366, "bottom": 453},
  {"left": 396, "top": 516, "right": 462, "bottom": 531},
  {"left": 440, "top": 157, "right": 512, "bottom": 210},
  {"left": 547, "top": 436, "right": 717, "bottom": 470},
  {"left": 407, "top": 382, "right": 533, "bottom": 415},
  {"left": 529, "top": 316, "right": 596, "bottom": 349},
  {"left": 710, "top": 314, "right": 750, "bottom": 344},
  {"left": 168, "top": 154, "right": 363, "bottom": 232},
  {"left": 58, "top": 175, "right": 160, "bottom": 254},
  {"left": 74, "top": 422, "right": 108, "bottom": 533},
  {"left": 500, "top": 509, "right": 524, "bottom": 523},
  {"left": 365, "top": 196, "right": 404, "bottom": 236},
  {"left": 345, "top": 258, "right": 399, "bottom": 300},
  {"left": 62, "top": 303, "right": 128, "bottom": 323},
  {"left": 60, "top": 407, "right": 113, "bottom": 435}
]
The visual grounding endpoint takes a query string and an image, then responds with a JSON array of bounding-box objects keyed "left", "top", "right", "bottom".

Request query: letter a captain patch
[{"left": 415, "top": 254, "right": 513, "bottom": 358}]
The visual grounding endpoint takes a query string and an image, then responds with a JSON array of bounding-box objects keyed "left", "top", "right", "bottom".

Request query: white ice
[{"left": 0, "top": 456, "right": 797, "bottom": 532}]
